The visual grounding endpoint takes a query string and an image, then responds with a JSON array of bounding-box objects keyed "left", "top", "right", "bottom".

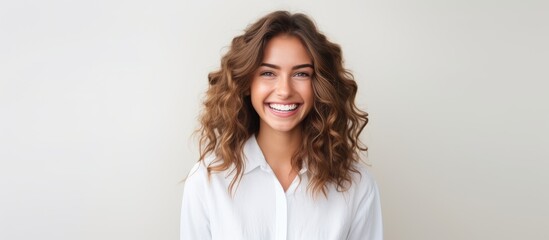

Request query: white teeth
[{"left": 269, "top": 103, "right": 298, "bottom": 111}]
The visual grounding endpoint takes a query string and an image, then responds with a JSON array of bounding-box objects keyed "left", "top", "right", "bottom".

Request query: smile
[{"left": 268, "top": 103, "right": 299, "bottom": 112}]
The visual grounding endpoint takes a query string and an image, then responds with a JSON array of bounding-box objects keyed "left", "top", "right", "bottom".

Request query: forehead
[{"left": 261, "top": 35, "right": 312, "bottom": 65}]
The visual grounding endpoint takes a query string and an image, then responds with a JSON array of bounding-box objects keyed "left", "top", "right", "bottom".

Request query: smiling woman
[
  {"left": 181, "top": 11, "right": 382, "bottom": 240},
  {"left": 251, "top": 35, "right": 314, "bottom": 141}
]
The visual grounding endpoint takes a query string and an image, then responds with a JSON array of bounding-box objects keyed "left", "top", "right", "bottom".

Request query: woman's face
[{"left": 250, "top": 35, "right": 314, "bottom": 135}]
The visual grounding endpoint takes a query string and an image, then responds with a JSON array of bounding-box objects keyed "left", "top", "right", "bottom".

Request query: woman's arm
[
  {"left": 347, "top": 171, "right": 384, "bottom": 240},
  {"left": 180, "top": 162, "right": 211, "bottom": 240}
]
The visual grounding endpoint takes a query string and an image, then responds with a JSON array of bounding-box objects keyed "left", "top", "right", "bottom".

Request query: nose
[{"left": 275, "top": 75, "right": 292, "bottom": 98}]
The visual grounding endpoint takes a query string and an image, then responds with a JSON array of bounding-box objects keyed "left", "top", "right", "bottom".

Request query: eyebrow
[{"left": 260, "top": 63, "right": 314, "bottom": 70}]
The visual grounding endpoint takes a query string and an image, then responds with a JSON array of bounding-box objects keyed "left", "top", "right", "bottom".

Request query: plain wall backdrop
[{"left": 1, "top": 0, "right": 548, "bottom": 239}]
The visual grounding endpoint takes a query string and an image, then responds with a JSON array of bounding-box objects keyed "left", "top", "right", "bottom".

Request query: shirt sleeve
[
  {"left": 180, "top": 162, "right": 211, "bottom": 240},
  {"left": 347, "top": 172, "right": 384, "bottom": 240}
]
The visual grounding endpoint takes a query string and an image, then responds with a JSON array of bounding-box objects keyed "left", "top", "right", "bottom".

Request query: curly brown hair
[{"left": 197, "top": 11, "right": 368, "bottom": 196}]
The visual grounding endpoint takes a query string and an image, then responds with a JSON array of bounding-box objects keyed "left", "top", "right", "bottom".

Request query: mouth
[{"left": 268, "top": 103, "right": 300, "bottom": 112}]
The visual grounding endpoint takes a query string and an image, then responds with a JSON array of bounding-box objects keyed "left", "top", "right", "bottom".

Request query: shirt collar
[
  {"left": 242, "top": 135, "right": 308, "bottom": 175},
  {"left": 242, "top": 135, "right": 269, "bottom": 174}
]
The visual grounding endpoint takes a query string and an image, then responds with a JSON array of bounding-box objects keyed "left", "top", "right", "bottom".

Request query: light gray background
[{"left": 1, "top": 0, "right": 548, "bottom": 239}]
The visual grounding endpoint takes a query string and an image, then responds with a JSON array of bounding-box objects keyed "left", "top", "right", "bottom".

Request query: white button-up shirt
[{"left": 180, "top": 136, "right": 383, "bottom": 240}]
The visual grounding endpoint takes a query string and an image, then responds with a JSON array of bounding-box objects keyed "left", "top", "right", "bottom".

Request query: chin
[{"left": 268, "top": 122, "right": 301, "bottom": 133}]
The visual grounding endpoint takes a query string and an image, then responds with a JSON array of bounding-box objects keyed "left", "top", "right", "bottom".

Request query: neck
[{"left": 256, "top": 127, "right": 302, "bottom": 170}]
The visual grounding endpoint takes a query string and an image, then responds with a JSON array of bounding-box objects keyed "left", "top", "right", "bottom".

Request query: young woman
[{"left": 181, "top": 11, "right": 383, "bottom": 240}]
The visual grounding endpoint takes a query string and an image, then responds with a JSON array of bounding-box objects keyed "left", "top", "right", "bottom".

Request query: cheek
[
  {"left": 250, "top": 79, "right": 269, "bottom": 96},
  {"left": 250, "top": 82, "right": 265, "bottom": 108},
  {"left": 299, "top": 82, "right": 314, "bottom": 103}
]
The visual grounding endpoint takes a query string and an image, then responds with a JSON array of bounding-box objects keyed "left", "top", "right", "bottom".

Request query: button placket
[{"left": 270, "top": 170, "right": 288, "bottom": 240}]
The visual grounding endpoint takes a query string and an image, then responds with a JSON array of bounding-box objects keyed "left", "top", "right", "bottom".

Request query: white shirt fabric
[{"left": 180, "top": 136, "right": 383, "bottom": 240}]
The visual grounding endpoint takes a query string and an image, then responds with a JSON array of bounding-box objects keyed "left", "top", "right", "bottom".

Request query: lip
[{"left": 265, "top": 103, "right": 301, "bottom": 117}]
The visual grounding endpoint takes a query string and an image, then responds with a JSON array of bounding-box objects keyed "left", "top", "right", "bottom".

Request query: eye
[
  {"left": 260, "top": 71, "right": 275, "bottom": 77},
  {"left": 294, "top": 72, "right": 311, "bottom": 78}
]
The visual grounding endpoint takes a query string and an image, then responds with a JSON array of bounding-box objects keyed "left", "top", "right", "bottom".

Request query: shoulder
[
  {"left": 184, "top": 155, "right": 233, "bottom": 191},
  {"left": 349, "top": 161, "right": 379, "bottom": 197},
  {"left": 183, "top": 156, "right": 215, "bottom": 191},
  {"left": 183, "top": 162, "right": 207, "bottom": 191},
  {"left": 352, "top": 162, "right": 377, "bottom": 185}
]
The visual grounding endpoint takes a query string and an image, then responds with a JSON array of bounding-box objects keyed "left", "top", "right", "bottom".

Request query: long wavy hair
[{"left": 197, "top": 11, "right": 368, "bottom": 196}]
